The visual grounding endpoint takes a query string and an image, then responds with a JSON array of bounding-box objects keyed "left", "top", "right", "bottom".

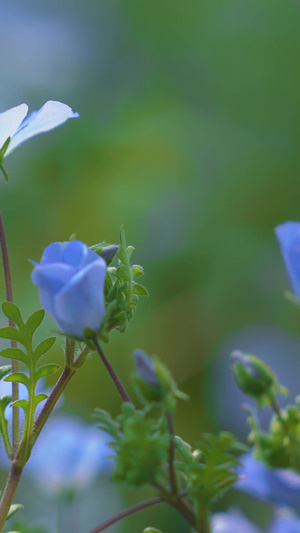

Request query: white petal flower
[{"left": 0, "top": 100, "right": 79, "bottom": 158}]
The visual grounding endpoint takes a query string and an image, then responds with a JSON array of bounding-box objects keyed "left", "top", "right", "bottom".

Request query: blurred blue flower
[
  {"left": 26, "top": 415, "right": 111, "bottom": 497},
  {"left": 0, "top": 100, "right": 78, "bottom": 158},
  {"left": 236, "top": 454, "right": 300, "bottom": 510},
  {"left": 268, "top": 509, "right": 300, "bottom": 533},
  {"left": 212, "top": 508, "right": 300, "bottom": 533},
  {"left": 31, "top": 240, "right": 107, "bottom": 339},
  {"left": 275, "top": 221, "right": 300, "bottom": 299},
  {"left": 212, "top": 509, "right": 262, "bottom": 532}
]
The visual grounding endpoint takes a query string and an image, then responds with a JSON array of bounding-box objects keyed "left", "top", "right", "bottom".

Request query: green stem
[
  {"left": 166, "top": 411, "right": 178, "bottom": 496},
  {"left": 0, "top": 462, "right": 23, "bottom": 532},
  {"left": 0, "top": 211, "right": 19, "bottom": 452},
  {"left": 93, "top": 339, "right": 131, "bottom": 403},
  {"left": 195, "top": 501, "right": 211, "bottom": 533},
  {"left": 32, "top": 365, "right": 76, "bottom": 445},
  {"left": 0, "top": 410, "right": 12, "bottom": 459}
]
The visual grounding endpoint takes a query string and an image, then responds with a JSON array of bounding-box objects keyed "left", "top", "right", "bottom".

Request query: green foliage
[
  {"left": 133, "top": 350, "right": 188, "bottom": 412},
  {"left": 94, "top": 403, "right": 169, "bottom": 486},
  {"left": 245, "top": 402, "right": 300, "bottom": 471},
  {"left": 231, "top": 351, "right": 287, "bottom": 409},
  {"left": 98, "top": 226, "right": 148, "bottom": 342},
  {"left": 176, "top": 432, "right": 248, "bottom": 505},
  {"left": 143, "top": 529, "right": 164, "bottom": 533},
  {"left": 0, "top": 303, "right": 59, "bottom": 461}
]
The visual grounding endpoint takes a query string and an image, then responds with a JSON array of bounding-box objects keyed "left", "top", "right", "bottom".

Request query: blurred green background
[{"left": 1, "top": 0, "right": 300, "bottom": 531}]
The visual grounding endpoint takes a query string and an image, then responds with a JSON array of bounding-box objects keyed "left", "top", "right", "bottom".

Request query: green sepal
[
  {"left": 133, "top": 283, "right": 149, "bottom": 296},
  {"left": 0, "top": 137, "right": 10, "bottom": 160}
]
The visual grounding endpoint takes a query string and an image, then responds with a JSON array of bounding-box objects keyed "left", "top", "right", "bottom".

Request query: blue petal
[
  {"left": 275, "top": 221, "right": 300, "bottom": 298},
  {"left": 53, "top": 258, "right": 107, "bottom": 338},
  {"left": 0, "top": 103, "right": 28, "bottom": 150},
  {"left": 5, "top": 100, "right": 79, "bottom": 156},
  {"left": 61, "top": 240, "right": 95, "bottom": 269},
  {"left": 32, "top": 263, "right": 74, "bottom": 317},
  {"left": 41, "top": 242, "right": 65, "bottom": 264}
]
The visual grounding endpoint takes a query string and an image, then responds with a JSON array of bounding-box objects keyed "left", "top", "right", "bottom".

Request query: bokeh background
[{"left": 1, "top": 0, "right": 300, "bottom": 531}]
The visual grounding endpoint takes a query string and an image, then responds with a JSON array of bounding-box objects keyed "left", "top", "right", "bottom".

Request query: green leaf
[
  {"left": 25, "top": 309, "right": 45, "bottom": 340},
  {"left": 131, "top": 265, "right": 144, "bottom": 279},
  {"left": 33, "top": 337, "right": 56, "bottom": 362},
  {"left": 6, "top": 503, "right": 23, "bottom": 521},
  {"left": 33, "top": 393, "right": 48, "bottom": 407},
  {"left": 0, "top": 396, "right": 12, "bottom": 410},
  {"left": 133, "top": 283, "right": 149, "bottom": 296},
  {"left": 0, "top": 365, "right": 12, "bottom": 381},
  {"left": 35, "top": 364, "right": 60, "bottom": 381},
  {"left": 4, "top": 373, "right": 30, "bottom": 388},
  {"left": 144, "top": 529, "right": 163, "bottom": 533},
  {"left": 0, "top": 327, "right": 23, "bottom": 343},
  {"left": 11, "top": 399, "right": 28, "bottom": 411},
  {"left": 0, "top": 348, "right": 27, "bottom": 365},
  {"left": 0, "top": 163, "right": 9, "bottom": 183},
  {"left": 2, "top": 303, "right": 23, "bottom": 328}
]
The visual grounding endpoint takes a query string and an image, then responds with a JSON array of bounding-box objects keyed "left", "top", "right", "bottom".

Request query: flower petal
[
  {"left": 54, "top": 259, "right": 107, "bottom": 338},
  {"left": 0, "top": 104, "right": 28, "bottom": 150},
  {"left": 275, "top": 221, "right": 300, "bottom": 298},
  {"left": 61, "top": 240, "right": 98, "bottom": 269},
  {"left": 32, "top": 263, "right": 75, "bottom": 317},
  {"left": 5, "top": 100, "right": 79, "bottom": 156},
  {"left": 41, "top": 242, "right": 65, "bottom": 264}
]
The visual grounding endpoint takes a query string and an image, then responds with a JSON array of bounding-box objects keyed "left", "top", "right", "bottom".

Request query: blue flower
[
  {"left": 212, "top": 509, "right": 262, "bottom": 532},
  {"left": 0, "top": 100, "right": 78, "bottom": 158},
  {"left": 31, "top": 240, "right": 107, "bottom": 339},
  {"left": 236, "top": 454, "right": 300, "bottom": 510},
  {"left": 25, "top": 415, "right": 111, "bottom": 497},
  {"left": 212, "top": 508, "right": 300, "bottom": 533},
  {"left": 275, "top": 222, "right": 300, "bottom": 299},
  {"left": 268, "top": 509, "right": 300, "bottom": 533}
]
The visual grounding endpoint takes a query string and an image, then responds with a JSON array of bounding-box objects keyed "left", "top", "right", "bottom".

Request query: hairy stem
[
  {"left": 0, "top": 462, "right": 23, "bottom": 532},
  {"left": 166, "top": 411, "right": 178, "bottom": 496},
  {"left": 88, "top": 497, "right": 163, "bottom": 533},
  {"left": 0, "top": 211, "right": 19, "bottom": 452},
  {"left": 32, "top": 366, "right": 75, "bottom": 445},
  {"left": 93, "top": 339, "right": 131, "bottom": 403}
]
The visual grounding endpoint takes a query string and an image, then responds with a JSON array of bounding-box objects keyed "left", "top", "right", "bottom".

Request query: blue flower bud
[
  {"left": 231, "top": 351, "right": 286, "bottom": 408},
  {"left": 134, "top": 349, "right": 159, "bottom": 389},
  {"left": 31, "top": 240, "right": 107, "bottom": 339},
  {"left": 275, "top": 221, "right": 300, "bottom": 299}
]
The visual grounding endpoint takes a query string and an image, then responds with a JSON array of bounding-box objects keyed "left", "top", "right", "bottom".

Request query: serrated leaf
[
  {"left": 25, "top": 309, "right": 45, "bottom": 339},
  {"left": 0, "top": 327, "right": 23, "bottom": 343},
  {"left": 0, "top": 348, "right": 27, "bottom": 365},
  {"left": 6, "top": 503, "right": 23, "bottom": 521},
  {"left": 2, "top": 303, "right": 23, "bottom": 328},
  {"left": 0, "top": 365, "right": 12, "bottom": 381},
  {"left": 33, "top": 337, "right": 56, "bottom": 362},
  {"left": 133, "top": 284, "right": 149, "bottom": 296},
  {"left": 4, "top": 373, "right": 30, "bottom": 388},
  {"left": 35, "top": 364, "right": 60, "bottom": 381}
]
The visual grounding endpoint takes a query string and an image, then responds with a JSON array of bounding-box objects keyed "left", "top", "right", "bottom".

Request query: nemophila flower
[
  {"left": 31, "top": 240, "right": 107, "bottom": 339},
  {"left": 0, "top": 100, "right": 78, "bottom": 158},
  {"left": 212, "top": 509, "right": 262, "bottom": 533},
  {"left": 236, "top": 453, "right": 300, "bottom": 510},
  {"left": 25, "top": 415, "right": 111, "bottom": 497},
  {"left": 268, "top": 508, "right": 300, "bottom": 533},
  {"left": 275, "top": 221, "right": 300, "bottom": 300}
]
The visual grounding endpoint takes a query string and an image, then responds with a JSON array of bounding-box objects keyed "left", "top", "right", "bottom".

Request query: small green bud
[
  {"left": 133, "top": 349, "right": 188, "bottom": 409},
  {"left": 231, "top": 350, "right": 287, "bottom": 409}
]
